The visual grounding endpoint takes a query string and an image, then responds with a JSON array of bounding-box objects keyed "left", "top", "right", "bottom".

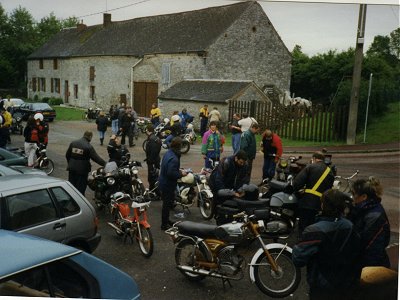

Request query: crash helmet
[
  {"left": 171, "top": 115, "right": 180, "bottom": 122},
  {"left": 163, "top": 117, "right": 170, "bottom": 124},
  {"left": 33, "top": 113, "right": 44, "bottom": 121},
  {"left": 187, "top": 123, "right": 194, "bottom": 130},
  {"left": 240, "top": 184, "right": 259, "bottom": 201},
  {"left": 0, "top": 115, "right": 3, "bottom": 125}
]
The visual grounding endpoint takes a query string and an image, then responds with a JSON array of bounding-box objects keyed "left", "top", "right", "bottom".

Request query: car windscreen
[{"left": 32, "top": 103, "right": 52, "bottom": 110}]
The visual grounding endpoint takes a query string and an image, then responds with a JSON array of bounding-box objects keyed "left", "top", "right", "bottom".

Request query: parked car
[
  {"left": 8, "top": 98, "right": 25, "bottom": 107},
  {"left": 0, "top": 147, "right": 27, "bottom": 166},
  {"left": 17, "top": 102, "right": 56, "bottom": 122},
  {"left": 0, "top": 164, "right": 46, "bottom": 176},
  {"left": 0, "top": 229, "right": 141, "bottom": 299},
  {"left": 0, "top": 174, "right": 101, "bottom": 253}
]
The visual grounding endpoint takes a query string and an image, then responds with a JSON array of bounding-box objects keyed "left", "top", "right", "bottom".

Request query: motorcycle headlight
[
  {"left": 279, "top": 159, "right": 288, "bottom": 168},
  {"left": 16, "top": 117, "right": 21, "bottom": 122},
  {"left": 107, "top": 177, "right": 116, "bottom": 185},
  {"left": 257, "top": 220, "right": 266, "bottom": 232},
  {"left": 131, "top": 167, "right": 138, "bottom": 175},
  {"left": 199, "top": 175, "right": 207, "bottom": 184}
]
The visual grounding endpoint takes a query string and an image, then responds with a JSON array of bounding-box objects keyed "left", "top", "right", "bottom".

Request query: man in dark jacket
[
  {"left": 209, "top": 150, "right": 250, "bottom": 201},
  {"left": 145, "top": 124, "right": 161, "bottom": 192},
  {"left": 159, "top": 137, "right": 187, "bottom": 230},
  {"left": 239, "top": 123, "right": 259, "bottom": 178},
  {"left": 66, "top": 131, "right": 106, "bottom": 195},
  {"left": 107, "top": 134, "right": 128, "bottom": 166},
  {"left": 119, "top": 106, "right": 135, "bottom": 147},
  {"left": 292, "top": 151, "right": 335, "bottom": 234},
  {"left": 292, "top": 189, "right": 361, "bottom": 300}
]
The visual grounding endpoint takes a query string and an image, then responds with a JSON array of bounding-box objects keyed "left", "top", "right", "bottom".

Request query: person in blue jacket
[
  {"left": 178, "top": 108, "right": 193, "bottom": 129},
  {"left": 158, "top": 137, "right": 187, "bottom": 230}
]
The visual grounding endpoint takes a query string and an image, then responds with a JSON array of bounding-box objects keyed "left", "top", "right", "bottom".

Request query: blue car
[{"left": 0, "top": 230, "right": 141, "bottom": 299}]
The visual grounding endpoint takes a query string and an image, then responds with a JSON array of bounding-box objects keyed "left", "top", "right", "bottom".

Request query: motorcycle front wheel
[
  {"left": 199, "top": 193, "right": 214, "bottom": 220},
  {"left": 39, "top": 158, "right": 55, "bottom": 175},
  {"left": 253, "top": 248, "right": 301, "bottom": 298},
  {"left": 180, "top": 141, "right": 190, "bottom": 154},
  {"left": 136, "top": 224, "right": 154, "bottom": 258},
  {"left": 175, "top": 239, "right": 208, "bottom": 281}
]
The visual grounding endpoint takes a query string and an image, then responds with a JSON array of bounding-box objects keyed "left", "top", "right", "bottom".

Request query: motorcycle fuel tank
[
  {"left": 270, "top": 192, "right": 297, "bottom": 207},
  {"left": 215, "top": 222, "right": 245, "bottom": 244}
]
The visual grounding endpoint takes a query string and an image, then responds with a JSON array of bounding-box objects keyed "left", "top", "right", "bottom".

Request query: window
[
  {"left": 39, "top": 78, "right": 46, "bottom": 92},
  {"left": 89, "top": 66, "right": 95, "bottom": 81},
  {"left": 32, "top": 77, "right": 37, "bottom": 92},
  {"left": 5, "top": 190, "right": 58, "bottom": 230},
  {"left": 52, "top": 78, "right": 60, "bottom": 94},
  {"left": 161, "top": 63, "right": 171, "bottom": 85},
  {"left": 90, "top": 86, "right": 95, "bottom": 100},
  {"left": 0, "top": 259, "right": 99, "bottom": 298},
  {"left": 51, "top": 187, "right": 80, "bottom": 217},
  {"left": 39, "top": 59, "right": 43, "bottom": 69},
  {"left": 53, "top": 58, "right": 58, "bottom": 70},
  {"left": 74, "top": 84, "right": 78, "bottom": 99}
]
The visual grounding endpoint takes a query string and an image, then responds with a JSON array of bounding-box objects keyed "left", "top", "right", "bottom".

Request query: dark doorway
[{"left": 64, "top": 80, "right": 69, "bottom": 104}]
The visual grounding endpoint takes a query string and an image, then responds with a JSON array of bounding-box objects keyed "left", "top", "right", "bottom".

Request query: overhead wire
[{"left": 75, "top": 0, "right": 151, "bottom": 19}]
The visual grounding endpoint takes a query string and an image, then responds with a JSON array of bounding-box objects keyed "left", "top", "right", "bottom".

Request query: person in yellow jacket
[
  {"left": 150, "top": 103, "right": 161, "bottom": 126},
  {"left": 1, "top": 106, "right": 12, "bottom": 144}
]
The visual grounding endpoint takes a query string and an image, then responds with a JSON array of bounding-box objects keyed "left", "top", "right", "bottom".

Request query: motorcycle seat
[
  {"left": 231, "top": 198, "right": 269, "bottom": 210},
  {"left": 177, "top": 221, "right": 218, "bottom": 239}
]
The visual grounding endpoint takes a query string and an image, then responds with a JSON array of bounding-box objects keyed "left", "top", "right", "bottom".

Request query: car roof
[
  {"left": 0, "top": 229, "right": 81, "bottom": 279},
  {"left": 0, "top": 174, "right": 63, "bottom": 191},
  {"left": 0, "top": 164, "right": 20, "bottom": 175}
]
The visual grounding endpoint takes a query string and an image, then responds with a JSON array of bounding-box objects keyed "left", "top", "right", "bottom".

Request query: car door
[{"left": 2, "top": 189, "right": 66, "bottom": 242}]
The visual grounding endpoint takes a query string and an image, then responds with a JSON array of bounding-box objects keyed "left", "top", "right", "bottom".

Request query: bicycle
[
  {"left": 35, "top": 143, "right": 55, "bottom": 175},
  {"left": 333, "top": 170, "right": 359, "bottom": 193}
]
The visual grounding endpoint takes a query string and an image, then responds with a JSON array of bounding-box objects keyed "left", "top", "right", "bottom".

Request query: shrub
[
  {"left": 42, "top": 97, "right": 50, "bottom": 103},
  {"left": 49, "top": 97, "right": 63, "bottom": 105},
  {"left": 33, "top": 95, "right": 39, "bottom": 102}
]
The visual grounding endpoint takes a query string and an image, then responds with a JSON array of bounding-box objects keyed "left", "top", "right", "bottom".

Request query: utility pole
[
  {"left": 346, "top": 4, "right": 367, "bottom": 145},
  {"left": 363, "top": 73, "right": 373, "bottom": 143}
]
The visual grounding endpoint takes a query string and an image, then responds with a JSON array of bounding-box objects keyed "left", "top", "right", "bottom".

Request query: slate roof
[
  {"left": 158, "top": 80, "right": 258, "bottom": 103},
  {"left": 29, "top": 1, "right": 255, "bottom": 59}
]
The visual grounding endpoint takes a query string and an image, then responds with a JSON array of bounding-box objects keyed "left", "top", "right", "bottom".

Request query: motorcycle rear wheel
[
  {"left": 253, "top": 248, "right": 301, "bottom": 298},
  {"left": 39, "top": 158, "right": 55, "bottom": 175},
  {"left": 180, "top": 141, "right": 190, "bottom": 154},
  {"left": 175, "top": 239, "right": 208, "bottom": 281},
  {"left": 136, "top": 224, "right": 154, "bottom": 258},
  {"left": 199, "top": 193, "right": 214, "bottom": 220}
]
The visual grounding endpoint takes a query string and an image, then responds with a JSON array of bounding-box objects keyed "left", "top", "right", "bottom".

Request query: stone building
[{"left": 27, "top": 1, "right": 291, "bottom": 116}]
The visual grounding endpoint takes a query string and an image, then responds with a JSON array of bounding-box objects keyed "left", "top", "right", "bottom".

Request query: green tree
[{"left": 389, "top": 28, "right": 400, "bottom": 59}]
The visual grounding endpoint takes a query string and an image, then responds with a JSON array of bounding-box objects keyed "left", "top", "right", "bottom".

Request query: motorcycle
[
  {"left": 10, "top": 112, "right": 23, "bottom": 135},
  {"left": 183, "top": 123, "right": 197, "bottom": 145},
  {"left": 142, "top": 119, "right": 190, "bottom": 154},
  {"left": 107, "top": 192, "right": 154, "bottom": 257},
  {"left": 88, "top": 159, "right": 144, "bottom": 209},
  {"left": 275, "top": 155, "right": 305, "bottom": 181},
  {"left": 165, "top": 212, "right": 301, "bottom": 298},
  {"left": 172, "top": 169, "right": 214, "bottom": 219},
  {"left": 84, "top": 107, "right": 101, "bottom": 121},
  {"left": 136, "top": 117, "right": 151, "bottom": 134}
]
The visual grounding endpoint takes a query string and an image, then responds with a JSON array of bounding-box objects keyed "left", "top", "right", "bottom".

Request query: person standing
[
  {"left": 158, "top": 137, "right": 187, "bottom": 230},
  {"left": 199, "top": 104, "right": 209, "bottom": 137},
  {"left": 119, "top": 106, "right": 134, "bottom": 147},
  {"left": 292, "top": 189, "right": 361, "bottom": 300},
  {"left": 292, "top": 151, "right": 335, "bottom": 234},
  {"left": 95, "top": 111, "right": 108, "bottom": 145},
  {"left": 239, "top": 123, "right": 259, "bottom": 178},
  {"left": 150, "top": 103, "right": 161, "bottom": 127},
  {"left": 110, "top": 105, "right": 119, "bottom": 135},
  {"left": 238, "top": 112, "right": 257, "bottom": 133},
  {"left": 261, "top": 129, "right": 283, "bottom": 180},
  {"left": 208, "top": 107, "right": 221, "bottom": 124},
  {"left": 349, "top": 177, "right": 391, "bottom": 268},
  {"left": 229, "top": 113, "right": 241, "bottom": 154},
  {"left": 201, "top": 121, "right": 225, "bottom": 169},
  {"left": 145, "top": 124, "right": 162, "bottom": 192},
  {"left": 0, "top": 107, "right": 12, "bottom": 146},
  {"left": 23, "top": 116, "right": 38, "bottom": 167},
  {"left": 66, "top": 131, "right": 106, "bottom": 196}
]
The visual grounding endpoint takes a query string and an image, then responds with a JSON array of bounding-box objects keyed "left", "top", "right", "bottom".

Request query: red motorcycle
[{"left": 107, "top": 192, "right": 154, "bottom": 257}]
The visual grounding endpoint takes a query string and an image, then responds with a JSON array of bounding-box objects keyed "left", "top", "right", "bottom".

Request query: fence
[{"left": 228, "top": 100, "right": 348, "bottom": 142}]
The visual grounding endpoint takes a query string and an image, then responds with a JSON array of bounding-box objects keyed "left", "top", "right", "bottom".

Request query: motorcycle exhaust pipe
[
  {"left": 177, "top": 265, "right": 238, "bottom": 280},
  {"left": 107, "top": 222, "right": 124, "bottom": 235}
]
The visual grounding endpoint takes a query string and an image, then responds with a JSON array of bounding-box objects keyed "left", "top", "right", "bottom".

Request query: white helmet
[
  {"left": 34, "top": 113, "right": 44, "bottom": 121},
  {"left": 0, "top": 115, "right": 3, "bottom": 125},
  {"left": 187, "top": 123, "right": 194, "bottom": 130},
  {"left": 163, "top": 118, "right": 170, "bottom": 124},
  {"left": 171, "top": 115, "right": 180, "bottom": 122}
]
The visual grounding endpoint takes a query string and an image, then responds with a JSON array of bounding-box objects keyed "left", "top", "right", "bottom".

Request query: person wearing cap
[
  {"left": 261, "top": 129, "right": 283, "bottom": 180},
  {"left": 144, "top": 124, "right": 162, "bottom": 193},
  {"left": 292, "top": 189, "right": 361, "bottom": 300},
  {"left": 95, "top": 111, "right": 108, "bottom": 145},
  {"left": 291, "top": 151, "right": 335, "bottom": 234},
  {"left": 66, "top": 131, "right": 106, "bottom": 196}
]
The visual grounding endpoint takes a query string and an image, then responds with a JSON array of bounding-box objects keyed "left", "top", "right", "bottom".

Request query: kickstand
[{"left": 221, "top": 278, "right": 232, "bottom": 290}]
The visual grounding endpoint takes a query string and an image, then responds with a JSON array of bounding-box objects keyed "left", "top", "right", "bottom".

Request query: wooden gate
[
  {"left": 133, "top": 82, "right": 158, "bottom": 117},
  {"left": 228, "top": 101, "right": 348, "bottom": 142}
]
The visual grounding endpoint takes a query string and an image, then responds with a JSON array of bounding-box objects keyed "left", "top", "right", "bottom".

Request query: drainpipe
[{"left": 130, "top": 58, "right": 143, "bottom": 108}]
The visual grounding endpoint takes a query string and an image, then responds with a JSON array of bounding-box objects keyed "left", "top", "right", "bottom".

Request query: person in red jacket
[{"left": 261, "top": 129, "right": 283, "bottom": 180}]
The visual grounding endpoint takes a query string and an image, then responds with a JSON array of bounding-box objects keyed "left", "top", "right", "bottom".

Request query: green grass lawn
[{"left": 54, "top": 106, "right": 86, "bottom": 121}]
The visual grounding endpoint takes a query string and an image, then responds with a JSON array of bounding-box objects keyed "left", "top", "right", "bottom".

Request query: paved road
[{"left": 8, "top": 120, "right": 399, "bottom": 299}]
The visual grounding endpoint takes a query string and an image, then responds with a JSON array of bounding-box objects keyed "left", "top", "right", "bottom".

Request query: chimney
[
  {"left": 77, "top": 21, "right": 87, "bottom": 32},
  {"left": 103, "top": 13, "right": 112, "bottom": 27}
]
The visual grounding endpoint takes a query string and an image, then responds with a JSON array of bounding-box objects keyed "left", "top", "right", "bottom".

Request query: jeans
[
  {"left": 121, "top": 127, "right": 133, "bottom": 146},
  {"left": 262, "top": 157, "right": 276, "bottom": 179},
  {"left": 24, "top": 142, "right": 38, "bottom": 167},
  {"left": 111, "top": 119, "right": 119, "bottom": 135},
  {"left": 98, "top": 130, "right": 105, "bottom": 139},
  {"left": 161, "top": 189, "right": 175, "bottom": 227},
  {"left": 232, "top": 133, "right": 241, "bottom": 154}
]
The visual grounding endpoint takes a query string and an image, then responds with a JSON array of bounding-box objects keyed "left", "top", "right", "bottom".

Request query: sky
[{"left": 1, "top": 0, "right": 399, "bottom": 55}]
